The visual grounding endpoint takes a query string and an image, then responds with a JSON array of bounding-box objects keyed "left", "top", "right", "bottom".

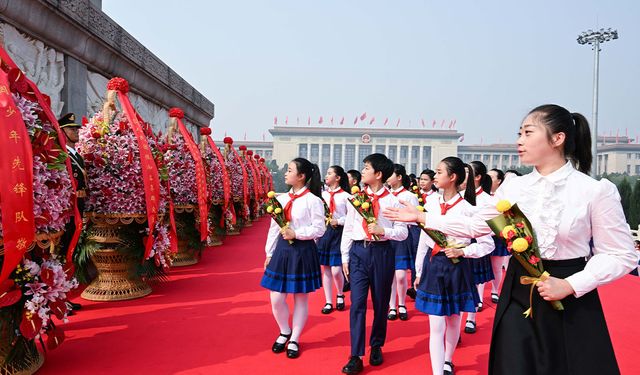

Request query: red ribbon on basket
[
  {"left": 170, "top": 108, "right": 209, "bottom": 241},
  {"left": 206, "top": 135, "right": 234, "bottom": 225},
  {"left": 110, "top": 78, "right": 161, "bottom": 259}
]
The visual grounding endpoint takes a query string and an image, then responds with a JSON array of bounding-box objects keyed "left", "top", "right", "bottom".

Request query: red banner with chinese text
[
  {"left": 0, "top": 68, "right": 35, "bottom": 284},
  {"left": 206, "top": 137, "right": 232, "bottom": 223}
]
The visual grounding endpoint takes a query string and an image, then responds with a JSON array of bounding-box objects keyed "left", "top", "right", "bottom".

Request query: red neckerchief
[
  {"left": 328, "top": 188, "right": 343, "bottom": 214},
  {"left": 439, "top": 195, "right": 464, "bottom": 215},
  {"left": 391, "top": 187, "right": 406, "bottom": 197},
  {"left": 283, "top": 188, "right": 311, "bottom": 222},
  {"left": 362, "top": 187, "right": 390, "bottom": 240},
  {"left": 475, "top": 187, "right": 484, "bottom": 196},
  {"left": 432, "top": 194, "right": 464, "bottom": 256}
]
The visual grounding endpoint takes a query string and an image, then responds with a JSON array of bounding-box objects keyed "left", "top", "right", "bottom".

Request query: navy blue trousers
[{"left": 348, "top": 240, "right": 395, "bottom": 356}]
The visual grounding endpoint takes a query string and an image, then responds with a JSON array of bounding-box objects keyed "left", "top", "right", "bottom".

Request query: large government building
[{"left": 234, "top": 126, "right": 640, "bottom": 177}]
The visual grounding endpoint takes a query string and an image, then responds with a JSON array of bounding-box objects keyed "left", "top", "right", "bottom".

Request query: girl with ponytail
[
  {"left": 317, "top": 165, "right": 351, "bottom": 314},
  {"left": 461, "top": 161, "right": 496, "bottom": 335},
  {"left": 260, "top": 158, "right": 326, "bottom": 359},
  {"left": 385, "top": 104, "right": 637, "bottom": 374},
  {"left": 385, "top": 164, "right": 420, "bottom": 321},
  {"left": 412, "top": 157, "right": 495, "bottom": 375}
]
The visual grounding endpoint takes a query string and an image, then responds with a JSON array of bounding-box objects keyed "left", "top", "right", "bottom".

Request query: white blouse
[
  {"left": 422, "top": 162, "right": 638, "bottom": 297},
  {"left": 415, "top": 193, "right": 495, "bottom": 277},
  {"left": 340, "top": 186, "right": 409, "bottom": 263},
  {"left": 390, "top": 187, "right": 419, "bottom": 226},
  {"left": 321, "top": 187, "right": 351, "bottom": 226},
  {"left": 264, "top": 186, "right": 327, "bottom": 257}
]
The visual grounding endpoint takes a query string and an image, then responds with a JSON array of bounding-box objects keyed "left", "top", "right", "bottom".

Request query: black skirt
[{"left": 489, "top": 257, "right": 620, "bottom": 375}]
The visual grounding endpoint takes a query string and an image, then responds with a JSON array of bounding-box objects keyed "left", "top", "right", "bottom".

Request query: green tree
[
  {"left": 629, "top": 178, "right": 640, "bottom": 229},
  {"left": 617, "top": 177, "right": 632, "bottom": 224}
]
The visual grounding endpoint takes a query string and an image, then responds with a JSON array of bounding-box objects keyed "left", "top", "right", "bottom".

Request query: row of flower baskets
[{"left": 0, "top": 56, "right": 271, "bottom": 375}]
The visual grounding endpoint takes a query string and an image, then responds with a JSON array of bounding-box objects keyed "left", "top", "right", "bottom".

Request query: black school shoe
[
  {"left": 336, "top": 295, "right": 346, "bottom": 311},
  {"left": 271, "top": 332, "right": 291, "bottom": 353},
  {"left": 444, "top": 361, "right": 455, "bottom": 375},
  {"left": 342, "top": 356, "right": 363, "bottom": 374},
  {"left": 286, "top": 341, "right": 300, "bottom": 359},
  {"left": 322, "top": 303, "right": 334, "bottom": 314},
  {"left": 369, "top": 346, "right": 383, "bottom": 366}
]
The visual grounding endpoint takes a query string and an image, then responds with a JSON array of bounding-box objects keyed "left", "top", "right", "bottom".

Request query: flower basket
[
  {"left": 80, "top": 213, "right": 151, "bottom": 301},
  {"left": 0, "top": 335, "right": 43, "bottom": 375}
]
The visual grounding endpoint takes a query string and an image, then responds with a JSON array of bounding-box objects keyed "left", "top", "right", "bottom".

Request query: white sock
[
  {"left": 270, "top": 291, "right": 290, "bottom": 343},
  {"left": 444, "top": 314, "right": 462, "bottom": 363},
  {"left": 429, "top": 315, "right": 446, "bottom": 375},
  {"left": 331, "top": 266, "right": 344, "bottom": 296},
  {"left": 477, "top": 283, "right": 485, "bottom": 305},
  {"left": 290, "top": 293, "right": 309, "bottom": 345},
  {"left": 389, "top": 274, "right": 398, "bottom": 309},
  {"left": 396, "top": 270, "right": 408, "bottom": 308},
  {"left": 491, "top": 256, "right": 503, "bottom": 294},
  {"left": 321, "top": 266, "right": 333, "bottom": 304}
]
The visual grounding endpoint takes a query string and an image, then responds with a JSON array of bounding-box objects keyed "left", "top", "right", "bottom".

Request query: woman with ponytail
[
  {"left": 261, "top": 158, "right": 326, "bottom": 359},
  {"left": 385, "top": 164, "right": 420, "bottom": 321},
  {"left": 317, "top": 165, "right": 351, "bottom": 314},
  {"left": 413, "top": 157, "right": 495, "bottom": 375},
  {"left": 385, "top": 104, "right": 637, "bottom": 374}
]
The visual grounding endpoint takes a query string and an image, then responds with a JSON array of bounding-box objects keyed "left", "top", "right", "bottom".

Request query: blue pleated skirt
[
  {"left": 415, "top": 250, "right": 479, "bottom": 316},
  {"left": 260, "top": 237, "right": 322, "bottom": 293},
  {"left": 390, "top": 225, "right": 421, "bottom": 270},
  {"left": 491, "top": 236, "right": 510, "bottom": 256},
  {"left": 469, "top": 254, "right": 495, "bottom": 284},
  {"left": 317, "top": 225, "right": 343, "bottom": 266}
]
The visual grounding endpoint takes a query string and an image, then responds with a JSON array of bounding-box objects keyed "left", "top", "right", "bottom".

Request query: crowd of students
[{"left": 259, "top": 104, "right": 638, "bottom": 375}]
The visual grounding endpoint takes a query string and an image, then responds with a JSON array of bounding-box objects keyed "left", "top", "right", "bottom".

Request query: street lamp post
[{"left": 577, "top": 28, "right": 618, "bottom": 177}]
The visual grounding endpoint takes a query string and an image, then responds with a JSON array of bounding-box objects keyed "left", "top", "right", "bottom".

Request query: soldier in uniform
[{"left": 59, "top": 113, "right": 87, "bottom": 313}]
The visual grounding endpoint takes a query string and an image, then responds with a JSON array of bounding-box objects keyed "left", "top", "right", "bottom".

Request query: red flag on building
[
  {"left": 285, "top": 116, "right": 288, "bottom": 125},
  {"left": 421, "top": 119, "right": 425, "bottom": 128},
  {"left": 360, "top": 112, "right": 367, "bottom": 121},
  {"left": 396, "top": 118, "right": 401, "bottom": 127},
  {"left": 340, "top": 116, "right": 344, "bottom": 125},
  {"left": 330, "top": 116, "right": 334, "bottom": 125},
  {"left": 369, "top": 117, "right": 375, "bottom": 125},
  {"left": 354, "top": 116, "right": 358, "bottom": 125},
  {"left": 274, "top": 116, "right": 277, "bottom": 125},
  {"left": 244, "top": 131, "right": 247, "bottom": 140},
  {"left": 319, "top": 116, "right": 324, "bottom": 124},
  {"left": 308, "top": 116, "right": 311, "bottom": 126},
  {"left": 440, "top": 119, "right": 445, "bottom": 128},
  {"left": 383, "top": 117, "right": 389, "bottom": 126},
  {"left": 459, "top": 135, "right": 464, "bottom": 142},
  {"left": 432, "top": 120, "right": 436, "bottom": 128}
]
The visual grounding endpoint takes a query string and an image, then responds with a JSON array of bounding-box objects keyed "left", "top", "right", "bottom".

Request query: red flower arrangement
[
  {"left": 260, "top": 158, "right": 265, "bottom": 163},
  {"left": 168, "top": 107, "right": 185, "bottom": 119},
  {"left": 106, "top": 77, "right": 129, "bottom": 93},
  {"left": 247, "top": 150, "right": 253, "bottom": 156},
  {"left": 200, "top": 127, "right": 212, "bottom": 136},
  {"left": 223, "top": 137, "right": 233, "bottom": 144},
  {"left": 254, "top": 154, "right": 261, "bottom": 160}
]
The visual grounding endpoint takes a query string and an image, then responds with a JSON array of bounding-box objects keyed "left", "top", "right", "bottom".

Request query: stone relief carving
[
  {"left": 87, "top": 71, "right": 173, "bottom": 134},
  {"left": 0, "top": 22, "right": 66, "bottom": 116}
]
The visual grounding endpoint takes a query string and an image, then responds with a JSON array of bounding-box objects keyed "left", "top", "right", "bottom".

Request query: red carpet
[{"left": 38, "top": 218, "right": 640, "bottom": 374}]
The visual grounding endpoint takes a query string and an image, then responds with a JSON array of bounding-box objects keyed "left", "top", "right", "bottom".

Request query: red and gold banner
[
  {"left": 0, "top": 47, "right": 82, "bottom": 265},
  {"left": 172, "top": 111, "right": 208, "bottom": 241},
  {"left": 0, "top": 67, "right": 35, "bottom": 284},
  {"left": 206, "top": 137, "right": 232, "bottom": 219},
  {"left": 113, "top": 82, "right": 161, "bottom": 259}
]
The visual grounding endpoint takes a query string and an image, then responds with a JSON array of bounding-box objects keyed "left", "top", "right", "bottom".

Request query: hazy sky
[{"left": 103, "top": 0, "right": 639, "bottom": 144}]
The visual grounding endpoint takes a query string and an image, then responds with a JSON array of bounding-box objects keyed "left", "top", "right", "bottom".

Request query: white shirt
[
  {"left": 423, "top": 162, "right": 638, "bottom": 297},
  {"left": 340, "top": 186, "right": 409, "bottom": 263},
  {"left": 321, "top": 187, "right": 351, "bottom": 226},
  {"left": 415, "top": 193, "right": 495, "bottom": 277},
  {"left": 390, "top": 187, "right": 419, "bottom": 226},
  {"left": 264, "top": 186, "right": 326, "bottom": 257}
]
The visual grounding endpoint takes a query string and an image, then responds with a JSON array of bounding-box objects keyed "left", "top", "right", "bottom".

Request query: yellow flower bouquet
[
  {"left": 265, "top": 191, "right": 293, "bottom": 244},
  {"left": 347, "top": 186, "right": 380, "bottom": 241},
  {"left": 486, "top": 200, "right": 564, "bottom": 317}
]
